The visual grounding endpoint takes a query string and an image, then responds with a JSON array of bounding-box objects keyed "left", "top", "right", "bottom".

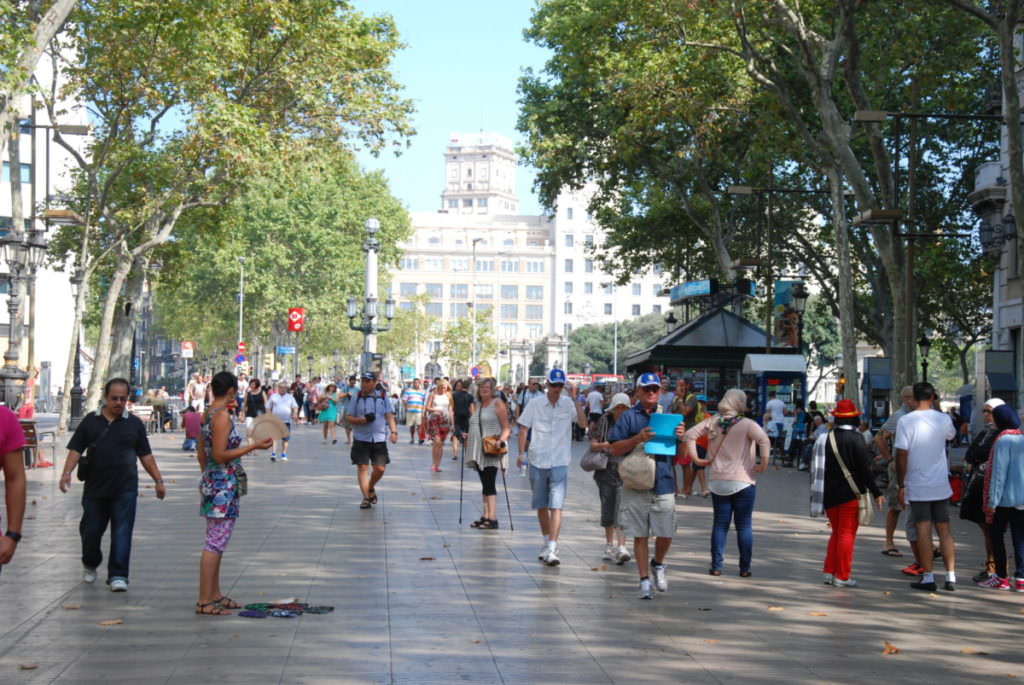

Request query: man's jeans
[
  {"left": 80, "top": 489, "right": 138, "bottom": 583},
  {"left": 710, "top": 484, "right": 757, "bottom": 573}
]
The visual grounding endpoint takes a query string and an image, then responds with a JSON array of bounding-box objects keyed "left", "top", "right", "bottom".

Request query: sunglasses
[
  {"left": 639, "top": 386, "right": 660, "bottom": 392},
  {"left": 108, "top": 396, "right": 129, "bottom": 403},
  {"left": 983, "top": 409, "right": 993, "bottom": 413}
]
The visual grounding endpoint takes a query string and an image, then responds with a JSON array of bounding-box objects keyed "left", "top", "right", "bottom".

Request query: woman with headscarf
[
  {"left": 979, "top": 404, "right": 1024, "bottom": 590},
  {"left": 960, "top": 398, "right": 1004, "bottom": 584},
  {"left": 810, "top": 400, "right": 885, "bottom": 587},
  {"left": 684, "top": 388, "right": 770, "bottom": 577}
]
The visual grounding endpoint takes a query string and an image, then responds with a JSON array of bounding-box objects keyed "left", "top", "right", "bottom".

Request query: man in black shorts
[{"left": 346, "top": 372, "right": 398, "bottom": 509}]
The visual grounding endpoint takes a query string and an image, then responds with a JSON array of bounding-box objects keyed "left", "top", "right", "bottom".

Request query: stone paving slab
[{"left": 2, "top": 423, "right": 1023, "bottom": 683}]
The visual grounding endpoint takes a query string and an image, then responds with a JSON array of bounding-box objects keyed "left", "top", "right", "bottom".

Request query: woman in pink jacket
[{"left": 684, "top": 389, "right": 770, "bottom": 577}]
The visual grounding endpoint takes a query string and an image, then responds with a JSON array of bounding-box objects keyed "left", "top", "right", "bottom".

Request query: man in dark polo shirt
[{"left": 59, "top": 378, "right": 166, "bottom": 592}]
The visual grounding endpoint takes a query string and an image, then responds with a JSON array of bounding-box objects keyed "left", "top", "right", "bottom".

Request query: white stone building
[{"left": 392, "top": 132, "right": 669, "bottom": 381}]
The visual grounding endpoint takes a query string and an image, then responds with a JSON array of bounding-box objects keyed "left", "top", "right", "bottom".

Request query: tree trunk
[
  {"left": 998, "top": 16, "right": 1024, "bottom": 320},
  {"left": 56, "top": 278, "right": 87, "bottom": 434},
  {"left": 958, "top": 346, "right": 971, "bottom": 387},
  {"left": 109, "top": 256, "right": 147, "bottom": 379},
  {"left": 829, "top": 166, "right": 861, "bottom": 408},
  {"left": 85, "top": 250, "right": 133, "bottom": 409}
]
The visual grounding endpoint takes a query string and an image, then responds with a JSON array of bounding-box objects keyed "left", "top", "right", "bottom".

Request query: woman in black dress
[{"left": 241, "top": 378, "right": 267, "bottom": 443}]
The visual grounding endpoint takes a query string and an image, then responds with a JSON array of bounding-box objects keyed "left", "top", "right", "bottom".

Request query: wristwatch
[{"left": 5, "top": 530, "right": 21, "bottom": 543}]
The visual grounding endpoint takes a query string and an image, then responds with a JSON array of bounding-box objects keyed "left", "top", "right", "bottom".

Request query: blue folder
[{"left": 644, "top": 413, "right": 683, "bottom": 456}]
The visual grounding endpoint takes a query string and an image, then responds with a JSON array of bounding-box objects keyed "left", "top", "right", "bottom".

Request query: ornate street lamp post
[
  {"left": 917, "top": 334, "right": 932, "bottom": 383},
  {"left": 0, "top": 231, "right": 47, "bottom": 408},
  {"left": 347, "top": 218, "right": 396, "bottom": 374}
]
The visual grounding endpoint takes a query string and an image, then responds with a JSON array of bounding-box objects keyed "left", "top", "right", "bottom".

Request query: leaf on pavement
[
  {"left": 808, "top": 611, "right": 828, "bottom": 617},
  {"left": 882, "top": 640, "right": 899, "bottom": 655},
  {"left": 767, "top": 606, "right": 784, "bottom": 612},
  {"left": 419, "top": 557, "right": 435, "bottom": 561},
  {"left": 703, "top": 639, "right": 720, "bottom": 644},
  {"left": 697, "top": 607, "right": 712, "bottom": 611},
  {"left": 19, "top": 663, "right": 39, "bottom": 670},
  {"left": 62, "top": 604, "right": 81, "bottom": 610},
  {"left": 960, "top": 648, "right": 990, "bottom": 655},
  {"left": 98, "top": 619, "right": 123, "bottom": 626}
]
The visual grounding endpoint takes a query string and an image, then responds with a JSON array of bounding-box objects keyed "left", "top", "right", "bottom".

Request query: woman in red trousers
[{"left": 816, "top": 400, "right": 885, "bottom": 587}]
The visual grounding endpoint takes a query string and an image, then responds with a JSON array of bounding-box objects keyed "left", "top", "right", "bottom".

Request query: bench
[{"left": 131, "top": 405, "right": 156, "bottom": 433}]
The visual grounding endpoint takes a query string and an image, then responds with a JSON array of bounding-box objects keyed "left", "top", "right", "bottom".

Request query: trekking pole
[
  {"left": 458, "top": 433, "right": 465, "bottom": 525},
  {"left": 500, "top": 459, "right": 514, "bottom": 531}
]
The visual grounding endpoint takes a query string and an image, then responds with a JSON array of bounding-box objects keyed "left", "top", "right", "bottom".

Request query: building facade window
[
  {"left": 477, "top": 198, "right": 488, "bottom": 207},
  {"left": 632, "top": 283, "right": 642, "bottom": 296},
  {"left": 565, "top": 234, "right": 574, "bottom": 248},
  {"left": 424, "top": 283, "right": 443, "bottom": 298},
  {"left": 526, "top": 304, "right": 544, "bottom": 320},
  {"left": 567, "top": 207, "right": 574, "bottom": 220},
  {"left": 526, "top": 324, "right": 543, "bottom": 338},
  {"left": 585, "top": 259, "right": 593, "bottom": 273},
  {"left": 463, "top": 198, "right": 473, "bottom": 207},
  {"left": 603, "top": 284, "right": 613, "bottom": 295},
  {"left": 604, "top": 303, "right": 613, "bottom": 315},
  {"left": 475, "top": 284, "right": 493, "bottom": 299},
  {"left": 564, "top": 281, "right": 573, "bottom": 294},
  {"left": 400, "top": 257, "right": 418, "bottom": 270},
  {"left": 500, "top": 323, "right": 518, "bottom": 338},
  {"left": 653, "top": 304, "right": 662, "bottom": 314},
  {"left": 447, "top": 199, "right": 458, "bottom": 208},
  {"left": 501, "top": 259, "right": 520, "bottom": 273},
  {"left": 564, "top": 259, "right": 573, "bottom": 273},
  {"left": 422, "top": 257, "right": 443, "bottom": 271},
  {"left": 399, "top": 283, "right": 418, "bottom": 297},
  {"left": 526, "top": 260, "right": 545, "bottom": 273},
  {"left": 652, "top": 284, "right": 663, "bottom": 296},
  {"left": 564, "top": 323, "right": 573, "bottom": 335},
  {"left": 585, "top": 234, "right": 594, "bottom": 246},
  {"left": 1, "top": 162, "right": 32, "bottom": 183},
  {"left": 584, "top": 282, "right": 593, "bottom": 294},
  {"left": 501, "top": 303, "right": 518, "bottom": 319},
  {"left": 476, "top": 259, "right": 495, "bottom": 272},
  {"left": 564, "top": 301, "right": 573, "bottom": 314},
  {"left": 526, "top": 285, "right": 544, "bottom": 300},
  {"left": 450, "top": 302, "right": 469, "bottom": 318},
  {"left": 398, "top": 301, "right": 414, "bottom": 311},
  {"left": 450, "top": 283, "right": 468, "bottom": 298},
  {"left": 424, "top": 302, "right": 443, "bottom": 317},
  {"left": 631, "top": 304, "right": 641, "bottom": 316},
  {"left": 501, "top": 285, "right": 518, "bottom": 299},
  {"left": 451, "top": 257, "right": 469, "bottom": 271},
  {"left": 428, "top": 236, "right": 440, "bottom": 245}
]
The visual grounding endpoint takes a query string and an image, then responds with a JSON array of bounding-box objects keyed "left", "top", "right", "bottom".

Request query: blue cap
[
  {"left": 546, "top": 368, "right": 567, "bottom": 385},
  {"left": 636, "top": 372, "right": 661, "bottom": 388}
]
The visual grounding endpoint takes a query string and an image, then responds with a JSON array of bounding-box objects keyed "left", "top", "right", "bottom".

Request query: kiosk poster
[{"left": 772, "top": 281, "right": 802, "bottom": 348}]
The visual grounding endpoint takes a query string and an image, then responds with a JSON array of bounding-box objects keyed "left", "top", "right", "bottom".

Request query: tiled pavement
[{"left": 1, "top": 423, "right": 1023, "bottom": 684}]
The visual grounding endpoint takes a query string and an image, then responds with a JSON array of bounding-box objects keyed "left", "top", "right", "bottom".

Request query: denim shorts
[{"left": 529, "top": 465, "right": 568, "bottom": 510}]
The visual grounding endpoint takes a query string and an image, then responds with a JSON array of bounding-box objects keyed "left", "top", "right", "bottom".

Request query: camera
[{"left": 363, "top": 412, "right": 376, "bottom": 423}]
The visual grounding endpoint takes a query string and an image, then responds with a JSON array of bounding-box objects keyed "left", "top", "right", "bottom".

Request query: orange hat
[{"left": 830, "top": 399, "right": 860, "bottom": 418}]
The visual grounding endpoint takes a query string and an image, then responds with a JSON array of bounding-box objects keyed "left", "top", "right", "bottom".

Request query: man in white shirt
[
  {"left": 267, "top": 382, "right": 299, "bottom": 462},
  {"left": 895, "top": 382, "right": 957, "bottom": 592},
  {"left": 763, "top": 391, "right": 787, "bottom": 458},
  {"left": 517, "top": 368, "right": 586, "bottom": 566},
  {"left": 586, "top": 385, "right": 606, "bottom": 435}
]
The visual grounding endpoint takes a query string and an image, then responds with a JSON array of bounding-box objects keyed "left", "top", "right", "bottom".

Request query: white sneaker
[
  {"left": 109, "top": 578, "right": 128, "bottom": 592},
  {"left": 639, "top": 578, "right": 654, "bottom": 599},
  {"left": 833, "top": 576, "right": 858, "bottom": 588},
  {"left": 538, "top": 544, "right": 549, "bottom": 562},
  {"left": 652, "top": 561, "right": 668, "bottom": 592},
  {"left": 280, "top": 454, "right": 288, "bottom": 461},
  {"left": 83, "top": 567, "right": 97, "bottom": 584},
  {"left": 616, "top": 546, "right": 631, "bottom": 565},
  {"left": 546, "top": 546, "right": 560, "bottom": 566},
  {"left": 603, "top": 544, "right": 616, "bottom": 561},
  {"left": 823, "top": 573, "right": 834, "bottom": 585}
]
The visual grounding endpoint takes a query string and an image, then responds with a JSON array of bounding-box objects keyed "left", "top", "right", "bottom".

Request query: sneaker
[
  {"left": 538, "top": 544, "right": 550, "bottom": 562},
  {"left": 972, "top": 570, "right": 993, "bottom": 584},
  {"left": 944, "top": 581, "right": 957, "bottom": 592},
  {"left": 833, "top": 577, "right": 858, "bottom": 587},
  {"left": 823, "top": 573, "right": 834, "bottom": 585},
  {"left": 83, "top": 567, "right": 97, "bottom": 584},
  {"left": 603, "top": 544, "right": 616, "bottom": 561},
  {"left": 280, "top": 454, "right": 288, "bottom": 461},
  {"left": 977, "top": 575, "right": 1009, "bottom": 590},
  {"left": 651, "top": 560, "right": 667, "bottom": 592},
  {"left": 409, "top": 438, "right": 415, "bottom": 444},
  {"left": 1015, "top": 577, "right": 1024, "bottom": 592},
  {"left": 545, "top": 546, "right": 560, "bottom": 567},
  {"left": 910, "top": 579, "right": 937, "bottom": 592},
  {"left": 109, "top": 578, "right": 128, "bottom": 592},
  {"left": 270, "top": 453, "right": 277, "bottom": 462},
  {"left": 901, "top": 562, "right": 924, "bottom": 576},
  {"left": 615, "top": 546, "right": 631, "bottom": 565},
  {"left": 639, "top": 578, "right": 654, "bottom": 600}
]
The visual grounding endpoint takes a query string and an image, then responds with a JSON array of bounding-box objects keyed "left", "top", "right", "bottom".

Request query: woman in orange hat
[{"left": 814, "top": 399, "right": 885, "bottom": 587}]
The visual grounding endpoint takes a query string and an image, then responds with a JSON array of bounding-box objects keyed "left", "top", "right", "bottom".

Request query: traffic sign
[
  {"left": 287, "top": 307, "right": 306, "bottom": 332},
  {"left": 237, "top": 341, "right": 246, "bottom": 353},
  {"left": 181, "top": 341, "right": 195, "bottom": 359},
  {"left": 470, "top": 366, "right": 480, "bottom": 377},
  {"left": 277, "top": 346, "right": 296, "bottom": 355},
  {"left": 234, "top": 354, "right": 246, "bottom": 364}
]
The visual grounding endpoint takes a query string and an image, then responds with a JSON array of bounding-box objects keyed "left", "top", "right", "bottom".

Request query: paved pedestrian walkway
[{"left": 1, "top": 423, "right": 1022, "bottom": 684}]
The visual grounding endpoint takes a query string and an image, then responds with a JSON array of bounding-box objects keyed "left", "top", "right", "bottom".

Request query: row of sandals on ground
[{"left": 1, "top": 371, "right": 1020, "bottom": 607}]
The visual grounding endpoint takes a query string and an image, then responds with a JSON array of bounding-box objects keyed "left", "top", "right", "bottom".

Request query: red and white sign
[
  {"left": 181, "top": 341, "right": 195, "bottom": 359},
  {"left": 237, "top": 341, "right": 246, "bottom": 353},
  {"left": 287, "top": 307, "right": 306, "bottom": 332}
]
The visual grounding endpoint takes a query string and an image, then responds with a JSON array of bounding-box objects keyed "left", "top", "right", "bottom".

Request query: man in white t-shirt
[
  {"left": 267, "top": 382, "right": 299, "bottom": 462},
  {"left": 763, "top": 391, "right": 787, "bottom": 457},
  {"left": 894, "top": 382, "right": 957, "bottom": 592},
  {"left": 586, "top": 385, "right": 606, "bottom": 435}
]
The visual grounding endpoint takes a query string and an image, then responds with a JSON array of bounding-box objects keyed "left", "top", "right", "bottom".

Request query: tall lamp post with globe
[{"left": 347, "top": 218, "right": 396, "bottom": 375}]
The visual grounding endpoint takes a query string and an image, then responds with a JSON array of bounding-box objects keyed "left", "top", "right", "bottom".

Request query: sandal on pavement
[
  {"left": 368, "top": 490, "right": 378, "bottom": 504},
  {"left": 881, "top": 547, "right": 903, "bottom": 557},
  {"left": 478, "top": 519, "right": 499, "bottom": 529},
  {"left": 195, "top": 601, "right": 231, "bottom": 616},
  {"left": 470, "top": 518, "right": 488, "bottom": 528},
  {"left": 216, "top": 596, "right": 241, "bottom": 609},
  {"left": 360, "top": 498, "right": 372, "bottom": 509}
]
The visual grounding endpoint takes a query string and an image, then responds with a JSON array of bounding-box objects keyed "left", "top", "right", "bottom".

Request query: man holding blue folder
[{"left": 609, "top": 372, "right": 684, "bottom": 599}]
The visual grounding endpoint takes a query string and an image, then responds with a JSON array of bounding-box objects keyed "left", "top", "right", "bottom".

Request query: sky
[{"left": 353, "top": 1, "right": 550, "bottom": 216}]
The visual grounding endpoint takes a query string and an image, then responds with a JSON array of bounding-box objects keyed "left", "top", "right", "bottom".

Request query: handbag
[
  {"left": 483, "top": 435, "right": 507, "bottom": 457},
  {"left": 580, "top": 448, "right": 608, "bottom": 472},
  {"left": 619, "top": 442, "right": 655, "bottom": 490},
  {"left": 828, "top": 430, "right": 874, "bottom": 525}
]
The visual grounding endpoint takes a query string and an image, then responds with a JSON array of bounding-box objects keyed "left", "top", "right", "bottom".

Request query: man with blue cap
[{"left": 517, "top": 368, "right": 587, "bottom": 566}]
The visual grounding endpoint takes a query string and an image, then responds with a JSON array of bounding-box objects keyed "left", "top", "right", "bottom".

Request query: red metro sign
[{"left": 287, "top": 307, "right": 306, "bottom": 332}]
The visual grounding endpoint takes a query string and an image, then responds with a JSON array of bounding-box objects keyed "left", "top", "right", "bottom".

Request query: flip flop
[
  {"left": 216, "top": 596, "right": 242, "bottom": 609},
  {"left": 238, "top": 609, "right": 268, "bottom": 618},
  {"left": 881, "top": 548, "right": 903, "bottom": 557},
  {"left": 304, "top": 606, "right": 335, "bottom": 614},
  {"left": 268, "top": 609, "right": 299, "bottom": 618},
  {"left": 244, "top": 603, "right": 273, "bottom": 611}
]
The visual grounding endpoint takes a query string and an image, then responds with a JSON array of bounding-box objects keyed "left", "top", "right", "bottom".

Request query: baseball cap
[
  {"left": 546, "top": 368, "right": 567, "bottom": 385},
  {"left": 360, "top": 371, "right": 377, "bottom": 381},
  {"left": 609, "top": 393, "right": 631, "bottom": 410},
  {"left": 636, "top": 372, "right": 661, "bottom": 388}
]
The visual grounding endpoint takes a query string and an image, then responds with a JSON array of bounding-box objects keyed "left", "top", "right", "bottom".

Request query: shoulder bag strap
[{"left": 828, "top": 429, "right": 862, "bottom": 494}]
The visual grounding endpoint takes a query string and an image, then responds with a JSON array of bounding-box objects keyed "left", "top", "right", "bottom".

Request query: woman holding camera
[{"left": 465, "top": 378, "right": 510, "bottom": 529}]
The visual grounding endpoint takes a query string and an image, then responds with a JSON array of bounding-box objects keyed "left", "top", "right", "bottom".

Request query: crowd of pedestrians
[{"left": 6, "top": 366, "right": 1024, "bottom": 612}]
